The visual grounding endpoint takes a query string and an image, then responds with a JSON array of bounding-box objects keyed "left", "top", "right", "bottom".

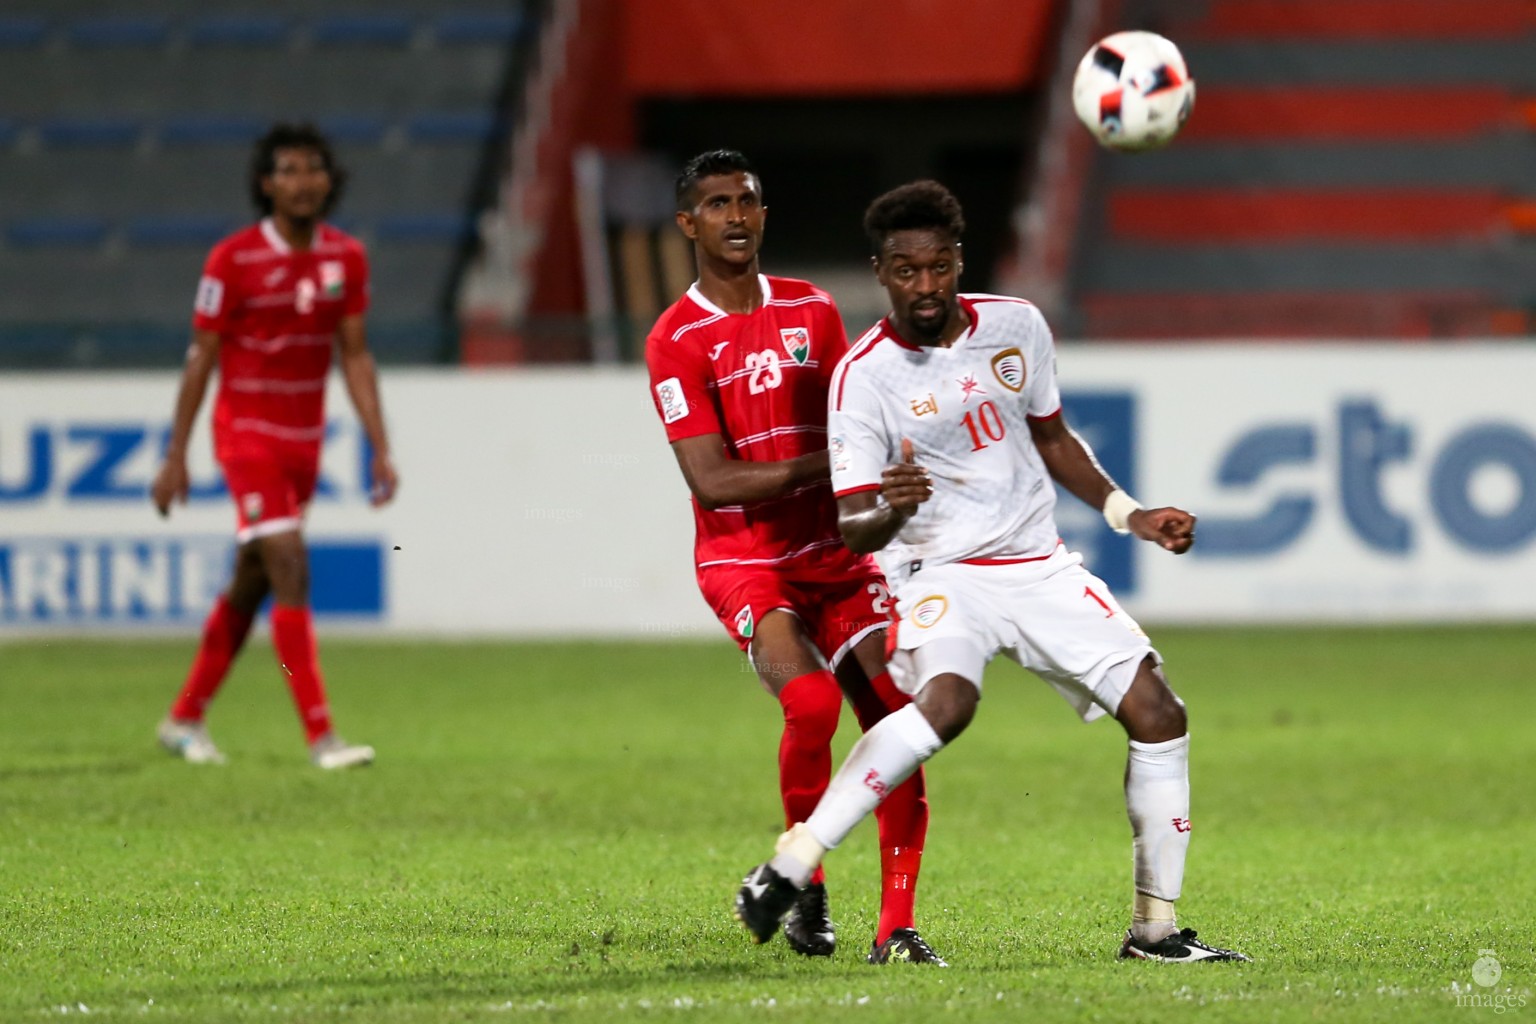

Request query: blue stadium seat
[
  {"left": 68, "top": 16, "right": 171, "bottom": 48},
  {"left": 311, "top": 14, "right": 414, "bottom": 47},
  {"left": 160, "top": 115, "right": 267, "bottom": 146},
  {"left": 318, "top": 114, "right": 390, "bottom": 146},
  {"left": 0, "top": 16, "right": 48, "bottom": 48},
  {"left": 406, "top": 110, "right": 498, "bottom": 143},
  {"left": 6, "top": 218, "right": 109, "bottom": 247},
  {"left": 0, "top": 119, "right": 17, "bottom": 148},
  {"left": 376, "top": 213, "right": 474, "bottom": 242},
  {"left": 434, "top": 11, "right": 526, "bottom": 44},
  {"left": 36, "top": 117, "right": 143, "bottom": 148},
  {"left": 125, "top": 216, "right": 236, "bottom": 247},
  {"left": 187, "top": 14, "right": 291, "bottom": 48}
]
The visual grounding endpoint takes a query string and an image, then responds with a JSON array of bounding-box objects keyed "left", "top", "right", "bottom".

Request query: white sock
[
  {"left": 769, "top": 704, "right": 944, "bottom": 887},
  {"left": 1126, "top": 733, "right": 1190, "bottom": 942}
]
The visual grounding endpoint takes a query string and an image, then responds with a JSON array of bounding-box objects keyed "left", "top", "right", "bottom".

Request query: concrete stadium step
[
  {"left": 1103, "top": 137, "right": 1536, "bottom": 189},
  {"left": 1182, "top": 40, "right": 1535, "bottom": 88},
  {"left": 1107, "top": 187, "right": 1510, "bottom": 243},
  {"left": 1076, "top": 291, "right": 1515, "bottom": 340},
  {"left": 1174, "top": 0, "right": 1530, "bottom": 40},
  {"left": 1181, "top": 86, "right": 1518, "bottom": 142},
  {"left": 1078, "top": 242, "right": 1530, "bottom": 297}
]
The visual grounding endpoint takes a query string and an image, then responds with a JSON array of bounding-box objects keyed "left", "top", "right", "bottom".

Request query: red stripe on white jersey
[
  {"left": 833, "top": 483, "right": 881, "bottom": 498},
  {"left": 830, "top": 326, "right": 884, "bottom": 411}
]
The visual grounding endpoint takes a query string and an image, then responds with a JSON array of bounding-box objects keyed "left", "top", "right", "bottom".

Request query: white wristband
[{"left": 1102, "top": 489, "right": 1143, "bottom": 534}]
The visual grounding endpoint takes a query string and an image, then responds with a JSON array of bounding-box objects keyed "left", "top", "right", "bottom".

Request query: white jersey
[{"left": 828, "top": 293, "right": 1064, "bottom": 578}]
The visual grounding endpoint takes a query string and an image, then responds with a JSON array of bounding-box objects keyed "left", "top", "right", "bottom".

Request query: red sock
[
  {"left": 169, "top": 596, "right": 255, "bottom": 721},
  {"left": 777, "top": 671, "right": 842, "bottom": 888},
  {"left": 269, "top": 603, "right": 333, "bottom": 743},
  {"left": 855, "top": 671, "right": 929, "bottom": 943}
]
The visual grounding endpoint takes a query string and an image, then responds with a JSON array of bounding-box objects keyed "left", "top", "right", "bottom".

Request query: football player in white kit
[{"left": 733, "top": 180, "right": 1249, "bottom": 964}]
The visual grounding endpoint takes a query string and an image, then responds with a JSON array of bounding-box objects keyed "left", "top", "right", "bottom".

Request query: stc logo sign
[{"left": 1196, "top": 400, "right": 1536, "bottom": 557}]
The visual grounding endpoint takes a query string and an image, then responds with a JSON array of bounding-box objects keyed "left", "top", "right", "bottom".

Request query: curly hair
[
  {"left": 248, "top": 122, "right": 347, "bottom": 217},
  {"left": 674, "top": 149, "right": 758, "bottom": 211},
  {"left": 863, "top": 180, "right": 965, "bottom": 255}
]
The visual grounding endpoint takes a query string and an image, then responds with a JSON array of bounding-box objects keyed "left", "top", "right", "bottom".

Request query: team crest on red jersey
[
  {"left": 991, "top": 348, "right": 1026, "bottom": 392},
  {"left": 734, "top": 604, "right": 755, "bottom": 640},
  {"left": 241, "top": 492, "right": 264, "bottom": 522},
  {"left": 779, "top": 328, "right": 810, "bottom": 366},
  {"left": 320, "top": 260, "right": 345, "bottom": 298}
]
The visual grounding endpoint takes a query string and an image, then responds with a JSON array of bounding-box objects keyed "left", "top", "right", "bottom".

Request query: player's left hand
[
  {"left": 1128, "top": 506, "right": 1195, "bottom": 554},
  {"left": 369, "top": 451, "right": 399, "bottom": 506}
]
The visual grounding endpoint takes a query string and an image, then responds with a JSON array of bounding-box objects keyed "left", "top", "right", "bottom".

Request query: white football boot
[
  {"left": 157, "top": 717, "right": 228, "bottom": 765},
  {"left": 310, "top": 733, "right": 376, "bottom": 770}
]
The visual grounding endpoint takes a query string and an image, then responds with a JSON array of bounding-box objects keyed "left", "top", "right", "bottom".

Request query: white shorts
[{"left": 886, "top": 545, "right": 1159, "bottom": 722}]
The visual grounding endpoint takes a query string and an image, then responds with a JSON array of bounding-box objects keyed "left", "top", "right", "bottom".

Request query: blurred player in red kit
[
  {"left": 151, "top": 123, "right": 395, "bottom": 770},
  {"left": 645, "top": 150, "right": 943, "bottom": 964}
]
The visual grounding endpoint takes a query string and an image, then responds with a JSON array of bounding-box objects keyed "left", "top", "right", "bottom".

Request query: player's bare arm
[
  {"left": 152, "top": 328, "right": 221, "bottom": 517},
  {"left": 1028, "top": 414, "right": 1195, "bottom": 554},
  {"left": 837, "top": 438, "right": 932, "bottom": 554},
  {"left": 337, "top": 314, "right": 397, "bottom": 506},
  {"left": 668, "top": 434, "right": 828, "bottom": 511}
]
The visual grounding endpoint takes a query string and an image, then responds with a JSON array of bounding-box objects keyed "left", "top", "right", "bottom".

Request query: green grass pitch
[{"left": 1, "top": 626, "right": 1532, "bottom": 1022}]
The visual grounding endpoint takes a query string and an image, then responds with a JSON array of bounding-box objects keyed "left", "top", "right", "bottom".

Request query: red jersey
[
  {"left": 192, "top": 218, "right": 369, "bottom": 464},
  {"left": 646, "top": 274, "right": 871, "bottom": 573}
]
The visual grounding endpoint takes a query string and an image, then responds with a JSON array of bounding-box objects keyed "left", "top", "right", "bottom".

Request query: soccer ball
[{"left": 1072, "top": 30, "right": 1195, "bottom": 152}]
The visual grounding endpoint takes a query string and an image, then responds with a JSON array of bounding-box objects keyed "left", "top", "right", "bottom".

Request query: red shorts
[
  {"left": 697, "top": 560, "right": 892, "bottom": 668},
  {"left": 222, "top": 454, "right": 318, "bottom": 543}
]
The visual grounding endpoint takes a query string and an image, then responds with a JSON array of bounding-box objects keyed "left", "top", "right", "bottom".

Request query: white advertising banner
[{"left": 2, "top": 344, "right": 1533, "bottom": 635}]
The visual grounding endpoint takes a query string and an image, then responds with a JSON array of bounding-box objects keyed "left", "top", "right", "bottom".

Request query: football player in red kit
[
  {"left": 151, "top": 123, "right": 395, "bottom": 770},
  {"left": 645, "top": 150, "right": 942, "bottom": 965}
]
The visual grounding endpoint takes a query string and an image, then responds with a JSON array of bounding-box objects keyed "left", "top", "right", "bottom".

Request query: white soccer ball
[{"left": 1072, "top": 30, "right": 1195, "bottom": 152}]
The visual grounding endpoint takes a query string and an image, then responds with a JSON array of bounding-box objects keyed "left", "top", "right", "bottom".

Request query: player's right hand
[
  {"left": 881, "top": 437, "right": 933, "bottom": 516},
  {"left": 151, "top": 460, "right": 190, "bottom": 518}
]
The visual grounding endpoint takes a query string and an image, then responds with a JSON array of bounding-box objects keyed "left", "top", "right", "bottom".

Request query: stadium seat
[
  {"left": 186, "top": 14, "right": 291, "bottom": 47},
  {"left": 68, "top": 16, "right": 171, "bottom": 48},
  {"left": 310, "top": 14, "right": 415, "bottom": 47},
  {"left": 0, "top": 119, "right": 16, "bottom": 147},
  {"left": 36, "top": 117, "right": 143, "bottom": 148},
  {"left": 376, "top": 213, "right": 475, "bottom": 243},
  {"left": 406, "top": 110, "right": 498, "bottom": 143},
  {"left": 125, "top": 216, "right": 237, "bottom": 247},
  {"left": 160, "top": 114, "right": 268, "bottom": 146},
  {"left": 1109, "top": 188, "right": 1507, "bottom": 243},
  {"left": 317, "top": 114, "right": 390, "bottom": 146},
  {"left": 0, "top": 16, "right": 48, "bottom": 48},
  {"left": 6, "top": 217, "right": 110, "bottom": 248},
  {"left": 434, "top": 11, "right": 526, "bottom": 44}
]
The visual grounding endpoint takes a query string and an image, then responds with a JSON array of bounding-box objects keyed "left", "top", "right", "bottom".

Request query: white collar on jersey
[
  {"left": 259, "top": 217, "right": 291, "bottom": 254},
  {"left": 686, "top": 274, "right": 773, "bottom": 317},
  {"left": 260, "top": 216, "right": 329, "bottom": 255}
]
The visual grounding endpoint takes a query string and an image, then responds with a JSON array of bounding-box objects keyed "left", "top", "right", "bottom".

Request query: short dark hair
[
  {"left": 249, "top": 122, "right": 347, "bottom": 216},
  {"left": 863, "top": 180, "right": 965, "bottom": 256},
  {"left": 675, "top": 149, "right": 757, "bottom": 211}
]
